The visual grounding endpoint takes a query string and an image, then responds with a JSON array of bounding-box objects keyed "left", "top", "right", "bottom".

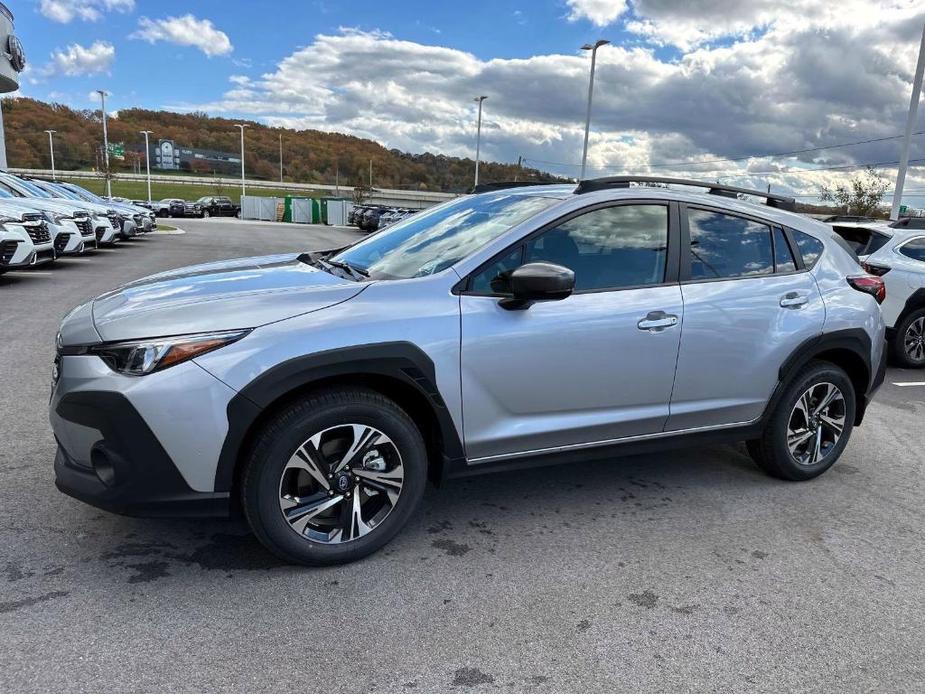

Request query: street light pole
[
  {"left": 580, "top": 39, "right": 609, "bottom": 181},
  {"left": 235, "top": 124, "right": 248, "bottom": 198},
  {"left": 278, "top": 132, "right": 283, "bottom": 183},
  {"left": 96, "top": 90, "right": 112, "bottom": 197},
  {"left": 139, "top": 130, "right": 153, "bottom": 203},
  {"left": 473, "top": 96, "right": 487, "bottom": 187},
  {"left": 891, "top": 23, "right": 925, "bottom": 221},
  {"left": 44, "top": 130, "right": 56, "bottom": 180}
]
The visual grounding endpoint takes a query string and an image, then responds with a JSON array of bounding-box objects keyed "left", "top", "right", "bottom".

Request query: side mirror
[{"left": 499, "top": 262, "right": 575, "bottom": 310}]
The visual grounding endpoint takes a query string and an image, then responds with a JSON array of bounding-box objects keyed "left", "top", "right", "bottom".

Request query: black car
[
  {"left": 359, "top": 206, "right": 388, "bottom": 232},
  {"left": 195, "top": 196, "right": 240, "bottom": 218}
]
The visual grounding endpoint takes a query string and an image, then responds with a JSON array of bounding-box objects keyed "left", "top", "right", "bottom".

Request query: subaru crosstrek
[{"left": 51, "top": 177, "right": 887, "bottom": 565}]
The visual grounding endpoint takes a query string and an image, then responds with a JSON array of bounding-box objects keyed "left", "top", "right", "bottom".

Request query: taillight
[
  {"left": 847, "top": 275, "right": 886, "bottom": 304},
  {"left": 862, "top": 262, "right": 891, "bottom": 276}
]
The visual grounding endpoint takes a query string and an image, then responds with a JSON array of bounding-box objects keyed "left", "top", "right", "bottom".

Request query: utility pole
[
  {"left": 891, "top": 22, "right": 925, "bottom": 221},
  {"left": 514, "top": 155, "right": 522, "bottom": 182},
  {"left": 44, "top": 130, "right": 56, "bottom": 180},
  {"left": 335, "top": 159, "right": 340, "bottom": 195},
  {"left": 369, "top": 159, "right": 373, "bottom": 187},
  {"left": 580, "top": 40, "right": 609, "bottom": 180},
  {"left": 235, "top": 123, "right": 248, "bottom": 198},
  {"left": 473, "top": 96, "right": 487, "bottom": 187},
  {"left": 139, "top": 130, "right": 153, "bottom": 203},
  {"left": 278, "top": 132, "right": 283, "bottom": 183},
  {"left": 96, "top": 90, "right": 112, "bottom": 197}
]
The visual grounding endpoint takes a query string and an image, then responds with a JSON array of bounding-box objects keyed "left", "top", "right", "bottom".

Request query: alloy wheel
[
  {"left": 786, "top": 382, "right": 846, "bottom": 466},
  {"left": 278, "top": 424, "right": 404, "bottom": 544},
  {"left": 904, "top": 316, "right": 925, "bottom": 362}
]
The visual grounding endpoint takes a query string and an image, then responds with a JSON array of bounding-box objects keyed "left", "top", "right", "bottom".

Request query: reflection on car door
[
  {"left": 459, "top": 202, "right": 684, "bottom": 461},
  {"left": 666, "top": 206, "right": 825, "bottom": 431}
]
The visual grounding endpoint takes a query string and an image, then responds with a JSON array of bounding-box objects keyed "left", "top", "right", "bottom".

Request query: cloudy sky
[{"left": 15, "top": 0, "right": 925, "bottom": 202}]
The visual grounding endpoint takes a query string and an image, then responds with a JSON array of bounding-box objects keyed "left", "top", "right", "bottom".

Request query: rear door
[
  {"left": 666, "top": 205, "right": 825, "bottom": 430},
  {"left": 459, "top": 201, "right": 684, "bottom": 461}
]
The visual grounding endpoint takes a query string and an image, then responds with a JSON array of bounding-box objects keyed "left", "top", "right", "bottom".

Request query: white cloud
[
  {"left": 130, "top": 14, "right": 233, "bottom": 57},
  {"left": 39, "top": 0, "right": 134, "bottom": 23},
  {"left": 565, "top": 0, "right": 628, "bottom": 26},
  {"left": 42, "top": 41, "right": 115, "bottom": 77},
  {"left": 167, "top": 2, "right": 925, "bottom": 201}
]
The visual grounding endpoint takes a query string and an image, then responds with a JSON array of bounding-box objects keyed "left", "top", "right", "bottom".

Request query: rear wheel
[
  {"left": 242, "top": 388, "right": 427, "bottom": 566},
  {"left": 747, "top": 361, "right": 855, "bottom": 481},
  {"left": 892, "top": 309, "right": 925, "bottom": 368}
]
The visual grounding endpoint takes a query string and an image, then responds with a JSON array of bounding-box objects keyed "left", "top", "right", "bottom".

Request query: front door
[{"left": 459, "top": 202, "right": 683, "bottom": 462}]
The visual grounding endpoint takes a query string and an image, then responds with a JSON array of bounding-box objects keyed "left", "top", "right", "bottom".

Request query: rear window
[
  {"left": 831, "top": 225, "right": 891, "bottom": 256},
  {"left": 793, "top": 230, "right": 825, "bottom": 269},
  {"left": 687, "top": 209, "right": 773, "bottom": 280}
]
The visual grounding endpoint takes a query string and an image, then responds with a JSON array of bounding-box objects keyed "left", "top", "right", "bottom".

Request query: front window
[{"left": 330, "top": 193, "right": 559, "bottom": 280}]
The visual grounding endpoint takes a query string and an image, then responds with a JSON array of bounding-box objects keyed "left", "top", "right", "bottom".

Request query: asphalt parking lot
[{"left": 1, "top": 218, "right": 924, "bottom": 693}]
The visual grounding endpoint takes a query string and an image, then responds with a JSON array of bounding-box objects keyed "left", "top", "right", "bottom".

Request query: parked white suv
[
  {"left": 0, "top": 208, "right": 55, "bottom": 269},
  {"left": 830, "top": 220, "right": 925, "bottom": 367}
]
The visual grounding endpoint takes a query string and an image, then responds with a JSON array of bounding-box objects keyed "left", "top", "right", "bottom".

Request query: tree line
[{"left": 2, "top": 97, "right": 565, "bottom": 192}]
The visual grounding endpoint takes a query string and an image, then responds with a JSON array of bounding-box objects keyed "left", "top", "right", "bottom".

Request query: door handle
[
  {"left": 637, "top": 311, "right": 679, "bottom": 332},
  {"left": 780, "top": 292, "right": 808, "bottom": 308}
]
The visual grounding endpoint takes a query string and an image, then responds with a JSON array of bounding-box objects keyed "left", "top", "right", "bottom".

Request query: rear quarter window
[
  {"left": 793, "top": 230, "right": 826, "bottom": 268},
  {"left": 898, "top": 237, "right": 925, "bottom": 262}
]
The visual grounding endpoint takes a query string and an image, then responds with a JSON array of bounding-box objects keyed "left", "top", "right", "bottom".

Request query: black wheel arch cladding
[{"left": 214, "top": 342, "right": 465, "bottom": 493}]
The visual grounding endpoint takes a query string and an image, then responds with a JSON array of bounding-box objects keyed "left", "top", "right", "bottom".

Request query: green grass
[{"left": 61, "top": 176, "right": 326, "bottom": 205}]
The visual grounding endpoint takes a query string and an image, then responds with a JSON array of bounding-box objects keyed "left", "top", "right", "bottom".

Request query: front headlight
[
  {"left": 43, "top": 210, "right": 70, "bottom": 225},
  {"left": 88, "top": 329, "right": 250, "bottom": 376}
]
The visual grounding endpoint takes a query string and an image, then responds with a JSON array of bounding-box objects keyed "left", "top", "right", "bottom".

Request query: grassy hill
[{"left": 3, "top": 97, "right": 565, "bottom": 193}]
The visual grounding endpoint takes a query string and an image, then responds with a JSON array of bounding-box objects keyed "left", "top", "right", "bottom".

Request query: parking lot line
[{"left": 892, "top": 382, "right": 925, "bottom": 387}]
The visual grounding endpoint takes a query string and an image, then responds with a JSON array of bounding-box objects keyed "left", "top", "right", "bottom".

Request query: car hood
[
  {"left": 89, "top": 253, "right": 368, "bottom": 342},
  {"left": 0, "top": 198, "right": 94, "bottom": 217}
]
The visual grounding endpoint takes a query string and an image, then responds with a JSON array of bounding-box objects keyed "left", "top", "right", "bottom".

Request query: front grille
[
  {"left": 0, "top": 239, "right": 20, "bottom": 264},
  {"left": 95, "top": 226, "right": 106, "bottom": 241},
  {"left": 74, "top": 218, "right": 93, "bottom": 237},
  {"left": 108, "top": 215, "right": 123, "bottom": 231},
  {"left": 54, "top": 233, "right": 72, "bottom": 252},
  {"left": 24, "top": 222, "right": 51, "bottom": 244}
]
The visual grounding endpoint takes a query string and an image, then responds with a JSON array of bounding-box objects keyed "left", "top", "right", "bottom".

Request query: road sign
[{"left": 107, "top": 142, "right": 124, "bottom": 160}]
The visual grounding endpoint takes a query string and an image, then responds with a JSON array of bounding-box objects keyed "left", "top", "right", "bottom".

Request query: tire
[
  {"left": 202, "top": 209, "right": 210, "bottom": 218},
  {"left": 891, "top": 308, "right": 925, "bottom": 368},
  {"left": 242, "top": 388, "right": 428, "bottom": 566},
  {"left": 747, "top": 360, "right": 856, "bottom": 481}
]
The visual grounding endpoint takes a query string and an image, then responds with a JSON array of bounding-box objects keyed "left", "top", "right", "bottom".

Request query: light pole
[
  {"left": 891, "top": 22, "right": 925, "bottom": 221},
  {"left": 473, "top": 95, "right": 487, "bottom": 187},
  {"left": 234, "top": 123, "right": 248, "bottom": 198},
  {"left": 96, "top": 90, "right": 112, "bottom": 197},
  {"left": 278, "top": 132, "right": 283, "bottom": 183},
  {"left": 139, "top": 130, "right": 153, "bottom": 203},
  {"left": 580, "top": 39, "right": 609, "bottom": 180},
  {"left": 44, "top": 130, "right": 56, "bottom": 180}
]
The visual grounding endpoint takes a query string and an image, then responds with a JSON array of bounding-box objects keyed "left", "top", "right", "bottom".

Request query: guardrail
[{"left": 8, "top": 168, "right": 456, "bottom": 210}]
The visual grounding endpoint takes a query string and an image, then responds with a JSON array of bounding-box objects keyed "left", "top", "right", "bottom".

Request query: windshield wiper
[
  {"left": 298, "top": 252, "right": 368, "bottom": 281},
  {"left": 326, "top": 259, "right": 369, "bottom": 280}
]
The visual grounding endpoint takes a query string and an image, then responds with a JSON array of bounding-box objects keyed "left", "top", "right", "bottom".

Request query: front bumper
[{"left": 50, "top": 356, "right": 237, "bottom": 517}]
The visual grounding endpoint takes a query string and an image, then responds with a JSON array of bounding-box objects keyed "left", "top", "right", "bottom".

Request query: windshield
[
  {"left": 60, "top": 183, "right": 101, "bottom": 203},
  {"left": 40, "top": 182, "right": 83, "bottom": 201},
  {"left": 196, "top": 197, "right": 210, "bottom": 203},
  {"left": 2, "top": 176, "right": 52, "bottom": 198},
  {"left": 330, "top": 193, "right": 559, "bottom": 280}
]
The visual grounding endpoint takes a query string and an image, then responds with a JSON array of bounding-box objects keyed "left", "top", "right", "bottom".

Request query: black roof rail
[
  {"left": 470, "top": 181, "right": 550, "bottom": 194},
  {"left": 574, "top": 176, "right": 796, "bottom": 212}
]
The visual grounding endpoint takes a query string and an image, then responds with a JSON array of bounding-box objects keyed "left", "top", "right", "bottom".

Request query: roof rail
[
  {"left": 470, "top": 181, "right": 548, "bottom": 194},
  {"left": 574, "top": 176, "right": 796, "bottom": 212}
]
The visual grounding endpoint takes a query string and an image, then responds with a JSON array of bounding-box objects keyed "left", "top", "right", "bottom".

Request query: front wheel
[
  {"left": 242, "top": 388, "right": 427, "bottom": 566},
  {"left": 747, "top": 361, "right": 855, "bottom": 481},
  {"left": 892, "top": 309, "right": 925, "bottom": 368},
  {"left": 202, "top": 209, "right": 211, "bottom": 218}
]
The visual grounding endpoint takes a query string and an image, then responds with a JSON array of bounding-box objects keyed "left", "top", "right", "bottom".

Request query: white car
[
  {"left": 0, "top": 173, "right": 119, "bottom": 246},
  {"left": 830, "top": 220, "right": 925, "bottom": 367},
  {"left": 0, "top": 204, "right": 55, "bottom": 269}
]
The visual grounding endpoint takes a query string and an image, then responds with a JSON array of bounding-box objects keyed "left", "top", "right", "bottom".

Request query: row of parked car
[
  {"left": 0, "top": 172, "right": 158, "bottom": 274},
  {"left": 145, "top": 196, "right": 241, "bottom": 219},
  {"left": 348, "top": 204, "right": 417, "bottom": 232}
]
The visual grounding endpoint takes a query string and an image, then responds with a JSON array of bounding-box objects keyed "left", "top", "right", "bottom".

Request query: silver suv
[{"left": 51, "top": 177, "right": 887, "bottom": 565}]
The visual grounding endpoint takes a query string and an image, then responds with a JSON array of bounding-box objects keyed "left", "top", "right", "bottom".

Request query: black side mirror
[{"left": 499, "top": 262, "right": 575, "bottom": 310}]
